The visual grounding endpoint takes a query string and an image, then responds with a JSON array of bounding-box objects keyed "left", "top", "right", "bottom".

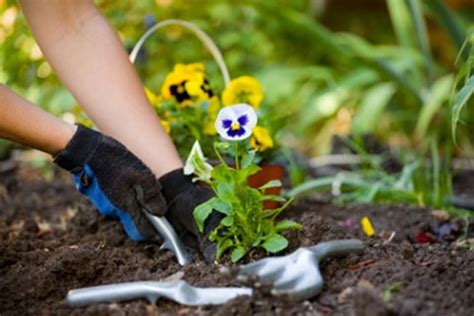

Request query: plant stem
[
  {"left": 214, "top": 143, "right": 228, "bottom": 167},
  {"left": 234, "top": 142, "right": 240, "bottom": 170}
]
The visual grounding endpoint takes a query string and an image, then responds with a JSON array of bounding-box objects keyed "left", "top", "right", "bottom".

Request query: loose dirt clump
[{"left": 1, "top": 163, "right": 473, "bottom": 315}]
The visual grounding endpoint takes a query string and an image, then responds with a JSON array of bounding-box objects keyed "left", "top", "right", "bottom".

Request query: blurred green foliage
[{"left": 1, "top": 0, "right": 473, "bottom": 157}]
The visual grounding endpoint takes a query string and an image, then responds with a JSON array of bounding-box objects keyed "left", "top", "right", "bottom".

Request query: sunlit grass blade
[
  {"left": 352, "top": 82, "right": 396, "bottom": 136},
  {"left": 406, "top": 0, "right": 433, "bottom": 84},
  {"left": 387, "top": 0, "right": 417, "bottom": 49},
  {"left": 431, "top": 140, "right": 441, "bottom": 207},
  {"left": 424, "top": 0, "right": 467, "bottom": 60},
  {"left": 415, "top": 74, "right": 454, "bottom": 138},
  {"left": 452, "top": 75, "right": 474, "bottom": 142}
]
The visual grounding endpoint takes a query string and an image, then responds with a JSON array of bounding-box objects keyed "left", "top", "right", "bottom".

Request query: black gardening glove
[
  {"left": 159, "top": 169, "right": 222, "bottom": 262},
  {"left": 54, "top": 125, "right": 167, "bottom": 241}
]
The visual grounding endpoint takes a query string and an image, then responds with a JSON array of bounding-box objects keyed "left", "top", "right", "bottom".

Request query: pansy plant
[
  {"left": 188, "top": 104, "right": 302, "bottom": 263},
  {"left": 141, "top": 64, "right": 278, "bottom": 160},
  {"left": 145, "top": 63, "right": 221, "bottom": 158}
]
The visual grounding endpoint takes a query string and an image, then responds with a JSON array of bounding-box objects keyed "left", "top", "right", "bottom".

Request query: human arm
[
  {"left": 14, "top": 1, "right": 219, "bottom": 259},
  {"left": 18, "top": 0, "right": 182, "bottom": 178},
  {"left": 0, "top": 84, "right": 168, "bottom": 240},
  {"left": 0, "top": 84, "right": 76, "bottom": 155}
]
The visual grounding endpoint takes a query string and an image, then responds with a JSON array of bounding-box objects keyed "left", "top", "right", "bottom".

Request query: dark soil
[{"left": 0, "top": 162, "right": 473, "bottom": 316}]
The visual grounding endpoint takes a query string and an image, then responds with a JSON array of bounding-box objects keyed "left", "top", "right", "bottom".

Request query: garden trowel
[
  {"left": 67, "top": 280, "right": 252, "bottom": 307},
  {"left": 143, "top": 212, "right": 192, "bottom": 266},
  {"left": 134, "top": 185, "right": 192, "bottom": 266},
  {"left": 66, "top": 239, "right": 364, "bottom": 307}
]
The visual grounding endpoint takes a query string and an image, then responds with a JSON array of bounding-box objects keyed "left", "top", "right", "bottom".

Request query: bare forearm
[
  {"left": 19, "top": 0, "right": 182, "bottom": 176},
  {"left": 0, "top": 85, "right": 76, "bottom": 155}
]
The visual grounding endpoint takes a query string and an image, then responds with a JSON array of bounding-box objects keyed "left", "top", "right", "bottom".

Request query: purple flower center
[
  {"left": 221, "top": 114, "right": 249, "bottom": 138},
  {"left": 238, "top": 115, "right": 248, "bottom": 126}
]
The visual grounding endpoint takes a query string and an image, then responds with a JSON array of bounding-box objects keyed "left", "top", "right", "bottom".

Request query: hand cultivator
[
  {"left": 237, "top": 239, "right": 365, "bottom": 301},
  {"left": 67, "top": 239, "right": 364, "bottom": 307}
]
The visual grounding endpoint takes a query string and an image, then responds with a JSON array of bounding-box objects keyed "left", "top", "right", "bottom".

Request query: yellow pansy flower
[
  {"left": 222, "top": 76, "right": 264, "bottom": 109},
  {"left": 145, "top": 87, "right": 159, "bottom": 105},
  {"left": 204, "top": 121, "right": 216, "bottom": 135},
  {"left": 71, "top": 105, "right": 94, "bottom": 128},
  {"left": 250, "top": 126, "right": 274, "bottom": 151},
  {"left": 160, "top": 120, "right": 171, "bottom": 134},
  {"left": 203, "top": 97, "right": 220, "bottom": 135},
  {"left": 161, "top": 63, "right": 213, "bottom": 106},
  {"left": 207, "top": 96, "right": 220, "bottom": 114},
  {"left": 174, "top": 63, "right": 205, "bottom": 74}
]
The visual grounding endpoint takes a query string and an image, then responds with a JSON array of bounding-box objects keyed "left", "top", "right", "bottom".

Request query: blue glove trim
[{"left": 73, "top": 164, "right": 145, "bottom": 241}]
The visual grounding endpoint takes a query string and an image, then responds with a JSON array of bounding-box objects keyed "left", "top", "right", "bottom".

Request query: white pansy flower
[{"left": 214, "top": 103, "right": 257, "bottom": 141}]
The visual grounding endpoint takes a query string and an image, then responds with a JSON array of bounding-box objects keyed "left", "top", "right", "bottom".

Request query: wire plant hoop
[{"left": 129, "top": 19, "right": 231, "bottom": 87}]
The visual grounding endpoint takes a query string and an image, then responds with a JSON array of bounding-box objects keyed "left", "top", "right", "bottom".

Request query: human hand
[
  {"left": 160, "top": 169, "right": 222, "bottom": 262},
  {"left": 54, "top": 125, "right": 167, "bottom": 241}
]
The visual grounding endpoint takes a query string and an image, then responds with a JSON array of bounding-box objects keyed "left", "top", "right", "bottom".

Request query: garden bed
[{"left": 0, "top": 163, "right": 473, "bottom": 315}]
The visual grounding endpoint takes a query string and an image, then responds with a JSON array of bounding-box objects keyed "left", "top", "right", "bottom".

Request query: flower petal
[{"left": 215, "top": 103, "right": 257, "bottom": 141}]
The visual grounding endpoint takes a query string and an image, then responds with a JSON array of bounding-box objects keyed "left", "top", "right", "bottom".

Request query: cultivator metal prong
[{"left": 238, "top": 239, "right": 365, "bottom": 301}]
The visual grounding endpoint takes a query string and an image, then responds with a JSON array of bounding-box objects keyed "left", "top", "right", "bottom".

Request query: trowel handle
[
  {"left": 67, "top": 281, "right": 253, "bottom": 307},
  {"left": 67, "top": 281, "right": 176, "bottom": 307},
  {"left": 308, "top": 239, "right": 365, "bottom": 261},
  {"left": 67, "top": 283, "right": 156, "bottom": 307},
  {"left": 144, "top": 212, "right": 192, "bottom": 266}
]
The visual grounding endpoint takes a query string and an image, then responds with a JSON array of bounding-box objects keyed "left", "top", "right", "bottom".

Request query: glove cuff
[
  {"left": 53, "top": 124, "right": 102, "bottom": 172},
  {"left": 159, "top": 168, "right": 195, "bottom": 203}
]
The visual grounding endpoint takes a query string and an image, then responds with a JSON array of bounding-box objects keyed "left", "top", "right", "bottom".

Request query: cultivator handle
[{"left": 308, "top": 239, "right": 365, "bottom": 261}]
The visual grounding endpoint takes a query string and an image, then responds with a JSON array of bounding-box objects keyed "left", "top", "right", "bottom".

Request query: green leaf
[
  {"left": 252, "top": 235, "right": 265, "bottom": 247},
  {"left": 452, "top": 75, "right": 474, "bottom": 142},
  {"left": 212, "top": 200, "right": 233, "bottom": 215},
  {"left": 285, "top": 177, "right": 339, "bottom": 198},
  {"left": 241, "top": 150, "right": 256, "bottom": 168},
  {"left": 424, "top": 0, "right": 467, "bottom": 58},
  {"left": 241, "top": 164, "right": 261, "bottom": 178},
  {"left": 231, "top": 246, "right": 247, "bottom": 262},
  {"left": 194, "top": 198, "right": 231, "bottom": 232},
  {"left": 221, "top": 216, "right": 234, "bottom": 227},
  {"left": 258, "top": 180, "right": 282, "bottom": 191},
  {"left": 387, "top": 0, "right": 417, "bottom": 49},
  {"left": 193, "top": 197, "right": 218, "bottom": 233},
  {"left": 415, "top": 74, "right": 454, "bottom": 138},
  {"left": 352, "top": 83, "right": 396, "bottom": 136},
  {"left": 260, "top": 195, "right": 286, "bottom": 203},
  {"left": 216, "top": 182, "right": 235, "bottom": 200},
  {"left": 216, "top": 238, "right": 233, "bottom": 259},
  {"left": 383, "top": 283, "right": 402, "bottom": 302},
  {"left": 263, "top": 234, "right": 288, "bottom": 253},
  {"left": 275, "top": 219, "right": 303, "bottom": 232},
  {"left": 406, "top": 0, "right": 433, "bottom": 82},
  {"left": 214, "top": 141, "right": 231, "bottom": 150},
  {"left": 211, "top": 164, "right": 231, "bottom": 182},
  {"left": 262, "top": 198, "right": 294, "bottom": 219}
]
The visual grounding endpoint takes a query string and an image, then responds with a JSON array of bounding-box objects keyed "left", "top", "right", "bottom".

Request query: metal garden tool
[
  {"left": 66, "top": 239, "right": 364, "bottom": 308},
  {"left": 67, "top": 280, "right": 252, "bottom": 307},
  {"left": 134, "top": 186, "right": 192, "bottom": 266},
  {"left": 237, "top": 239, "right": 365, "bottom": 301},
  {"left": 143, "top": 212, "right": 192, "bottom": 266}
]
